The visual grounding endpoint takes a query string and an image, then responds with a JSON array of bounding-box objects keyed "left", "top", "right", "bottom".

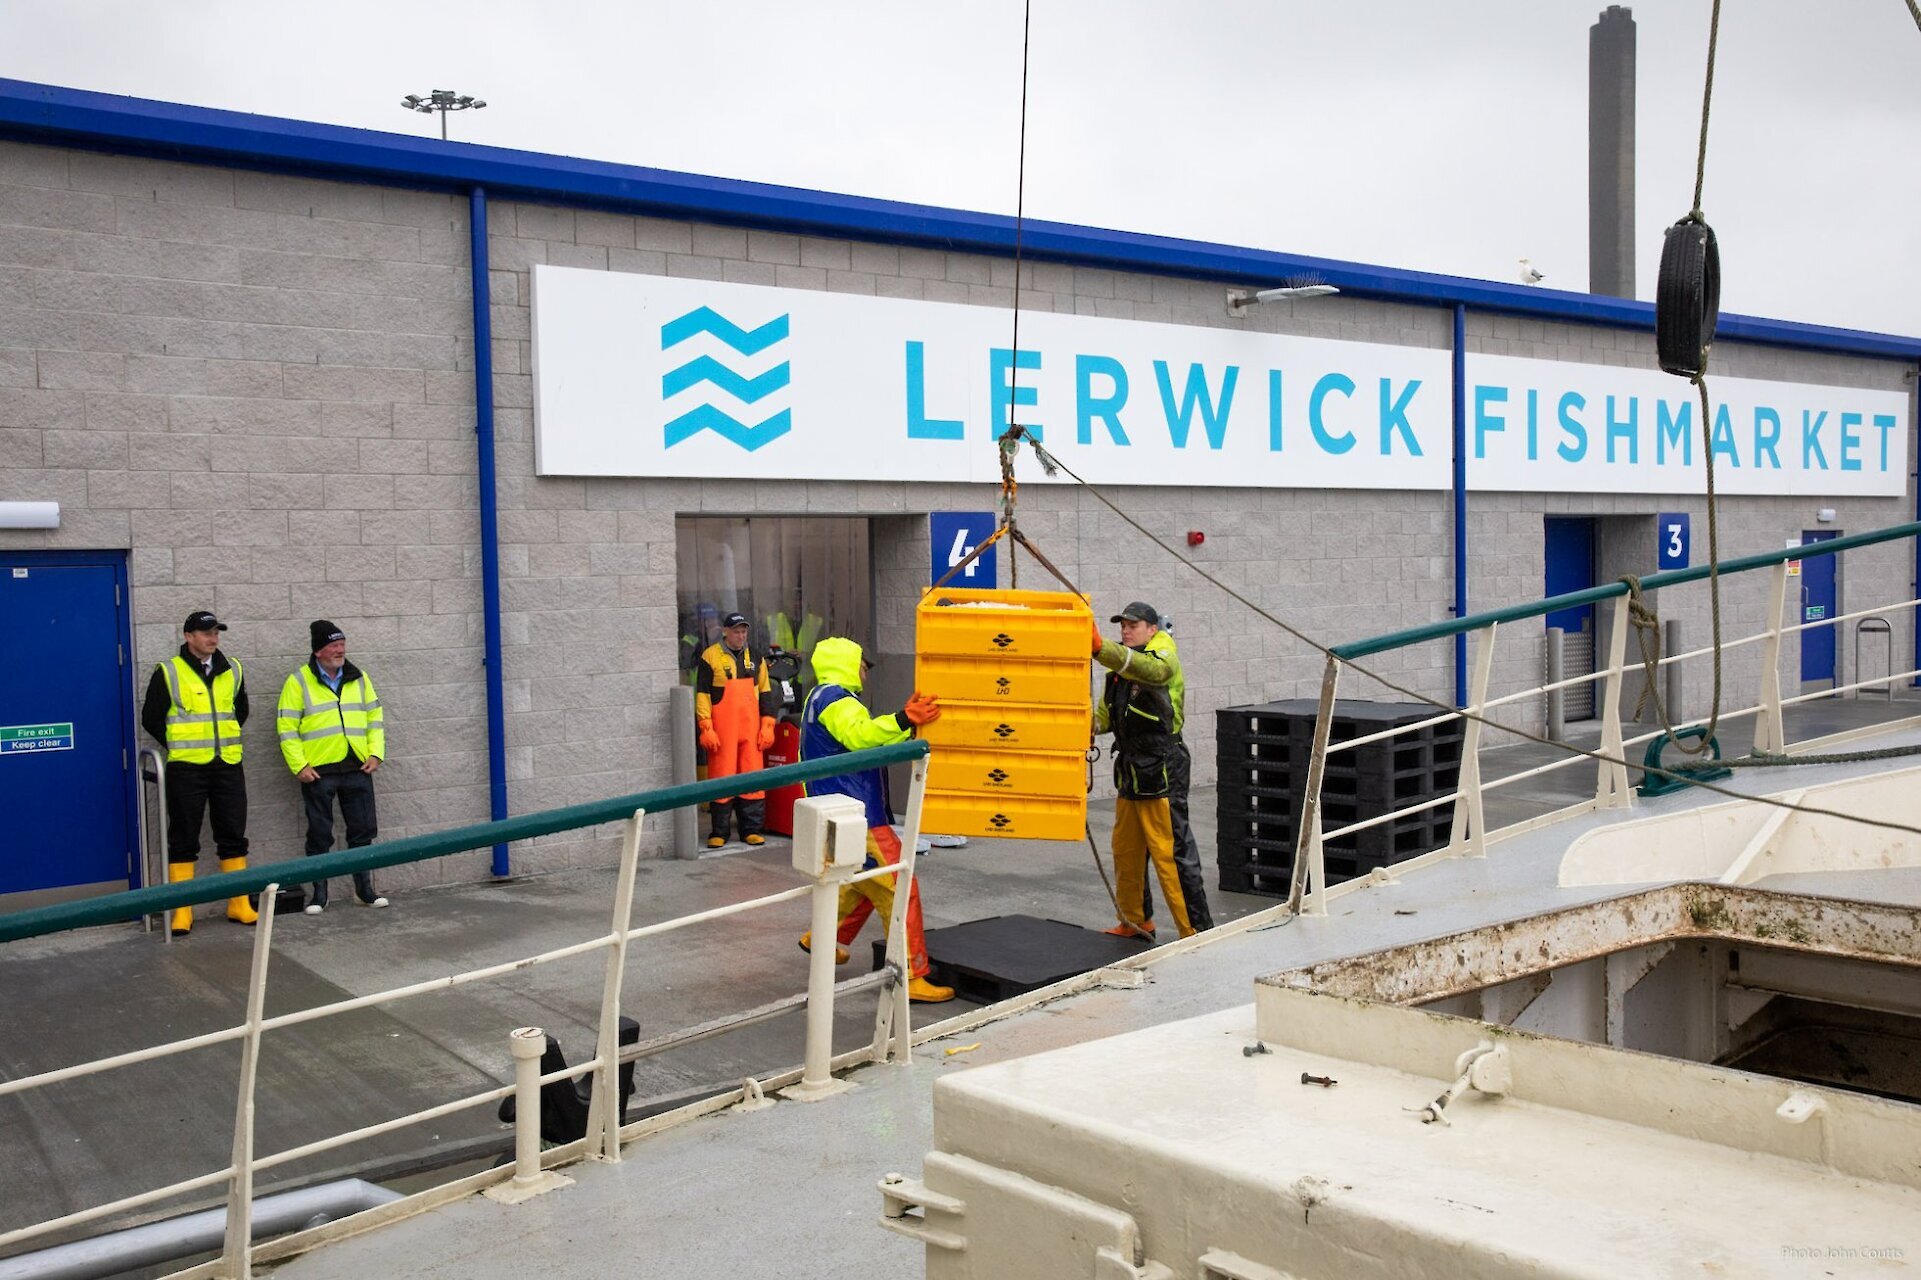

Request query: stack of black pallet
[{"left": 1215, "top": 699, "right": 1463, "bottom": 897}]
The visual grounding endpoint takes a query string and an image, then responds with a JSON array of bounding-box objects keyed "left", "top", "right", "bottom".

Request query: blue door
[
  {"left": 1799, "top": 531, "right": 1839, "bottom": 686},
  {"left": 1544, "top": 517, "right": 1598, "bottom": 718},
  {"left": 0, "top": 552, "right": 138, "bottom": 906}
]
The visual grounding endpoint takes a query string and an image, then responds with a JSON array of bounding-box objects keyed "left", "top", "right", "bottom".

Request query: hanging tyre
[{"left": 1656, "top": 216, "right": 1719, "bottom": 378}]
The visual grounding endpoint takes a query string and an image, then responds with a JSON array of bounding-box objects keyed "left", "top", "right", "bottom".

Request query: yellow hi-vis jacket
[
  {"left": 277, "top": 661, "right": 385, "bottom": 772},
  {"left": 159, "top": 655, "right": 244, "bottom": 764}
]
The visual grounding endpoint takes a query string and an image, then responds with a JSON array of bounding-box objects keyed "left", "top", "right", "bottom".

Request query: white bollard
[{"left": 484, "top": 1026, "right": 574, "bottom": 1203}]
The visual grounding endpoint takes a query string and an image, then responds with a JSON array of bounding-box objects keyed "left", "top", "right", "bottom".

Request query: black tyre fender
[{"left": 1656, "top": 216, "right": 1719, "bottom": 378}]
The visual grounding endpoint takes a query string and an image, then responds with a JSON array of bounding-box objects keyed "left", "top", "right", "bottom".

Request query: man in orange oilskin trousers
[{"left": 695, "top": 612, "right": 778, "bottom": 849}]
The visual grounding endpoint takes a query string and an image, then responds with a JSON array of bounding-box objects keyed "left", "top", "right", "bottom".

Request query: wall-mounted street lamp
[
  {"left": 1226, "top": 282, "right": 1341, "bottom": 318},
  {"left": 400, "top": 89, "right": 488, "bottom": 141}
]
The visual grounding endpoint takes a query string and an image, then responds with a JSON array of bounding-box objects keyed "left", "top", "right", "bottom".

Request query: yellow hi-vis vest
[
  {"left": 277, "top": 664, "right": 385, "bottom": 772},
  {"left": 159, "top": 655, "right": 244, "bottom": 765}
]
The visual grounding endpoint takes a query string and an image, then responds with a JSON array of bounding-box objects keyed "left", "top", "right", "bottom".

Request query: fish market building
[{"left": 0, "top": 78, "right": 1915, "bottom": 906}]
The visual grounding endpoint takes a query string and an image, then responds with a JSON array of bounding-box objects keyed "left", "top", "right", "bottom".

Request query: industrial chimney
[{"left": 1589, "top": 5, "right": 1636, "bottom": 298}]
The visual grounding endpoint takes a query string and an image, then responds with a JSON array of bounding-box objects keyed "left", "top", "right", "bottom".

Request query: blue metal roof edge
[{"left": 1, "top": 77, "right": 1916, "bottom": 361}]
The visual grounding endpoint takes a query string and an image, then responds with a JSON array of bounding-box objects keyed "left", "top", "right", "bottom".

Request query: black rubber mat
[{"left": 873, "top": 914, "right": 1151, "bottom": 1002}]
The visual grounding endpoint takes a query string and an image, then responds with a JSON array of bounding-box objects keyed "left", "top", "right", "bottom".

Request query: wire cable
[{"left": 1005, "top": 432, "right": 1921, "bottom": 843}]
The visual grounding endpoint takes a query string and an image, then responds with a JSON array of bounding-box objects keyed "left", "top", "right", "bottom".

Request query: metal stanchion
[{"left": 1545, "top": 626, "right": 1565, "bottom": 741}]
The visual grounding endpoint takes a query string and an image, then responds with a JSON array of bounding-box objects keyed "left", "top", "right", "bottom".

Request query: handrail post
[
  {"left": 587, "top": 807, "right": 645, "bottom": 1161},
  {"left": 1755, "top": 562, "right": 1790, "bottom": 752},
  {"left": 1446, "top": 623, "right": 1497, "bottom": 859},
  {"left": 873, "top": 756, "right": 928, "bottom": 1064},
  {"left": 1594, "top": 599, "right": 1632, "bottom": 807},
  {"left": 138, "top": 748, "right": 169, "bottom": 939},
  {"left": 788, "top": 866, "right": 860, "bottom": 1101},
  {"left": 487, "top": 1026, "right": 573, "bottom": 1204},
  {"left": 1287, "top": 655, "right": 1342, "bottom": 917},
  {"left": 215, "top": 883, "right": 279, "bottom": 1279}
]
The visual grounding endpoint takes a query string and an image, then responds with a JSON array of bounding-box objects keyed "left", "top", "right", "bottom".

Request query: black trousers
[
  {"left": 302, "top": 769, "right": 380, "bottom": 905},
  {"left": 165, "top": 761, "right": 249, "bottom": 863},
  {"left": 1142, "top": 740, "right": 1213, "bottom": 930},
  {"left": 709, "top": 796, "right": 765, "bottom": 841}
]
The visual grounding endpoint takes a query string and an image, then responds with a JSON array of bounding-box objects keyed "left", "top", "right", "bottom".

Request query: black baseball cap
[
  {"left": 1110, "top": 601, "right": 1160, "bottom": 625},
  {"left": 721, "top": 612, "right": 749, "bottom": 628},
  {"left": 183, "top": 611, "right": 227, "bottom": 633}
]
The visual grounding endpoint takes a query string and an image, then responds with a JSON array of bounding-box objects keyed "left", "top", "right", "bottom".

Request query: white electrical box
[{"left": 790, "top": 794, "right": 869, "bottom": 877}]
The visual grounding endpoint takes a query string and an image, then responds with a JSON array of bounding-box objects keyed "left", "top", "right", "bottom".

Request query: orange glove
[
  {"left": 698, "top": 724, "right": 720, "bottom": 754},
  {"left": 902, "top": 692, "right": 941, "bottom": 727},
  {"left": 1091, "top": 620, "right": 1106, "bottom": 655},
  {"left": 757, "top": 716, "right": 776, "bottom": 750}
]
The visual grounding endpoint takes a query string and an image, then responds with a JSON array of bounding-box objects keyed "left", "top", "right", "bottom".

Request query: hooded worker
[
  {"left": 695, "top": 612, "right": 778, "bottom": 848},
  {"left": 795, "top": 637, "right": 954, "bottom": 1003}
]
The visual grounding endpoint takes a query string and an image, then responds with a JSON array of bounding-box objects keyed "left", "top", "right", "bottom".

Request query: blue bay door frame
[
  {"left": 1799, "top": 530, "right": 1840, "bottom": 690},
  {"left": 0, "top": 550, "right": 141, "bottom": 911},
  {"left": 1544, "top": 517, "right": 1599, "bottom": 719}
]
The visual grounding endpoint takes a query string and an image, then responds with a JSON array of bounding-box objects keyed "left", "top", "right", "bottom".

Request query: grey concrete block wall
[
  {"left": 0, "top": 141, "right": 492, "bottom": 891},
  {"left": 2, "top": 137, "right": 1915, "bottom": 890}
]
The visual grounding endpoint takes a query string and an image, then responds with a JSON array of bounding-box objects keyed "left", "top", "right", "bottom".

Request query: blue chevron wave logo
[
  {"left": 660, "top": 307, "right": 792, "bottom": 451},
  {"left": 661, "top": 356, "right": 790, "bottom": 403}
]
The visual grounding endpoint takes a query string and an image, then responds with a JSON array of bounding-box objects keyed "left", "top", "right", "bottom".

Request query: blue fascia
[{"left": 2, "top": 78, "right": 1918, "bottom": 361}]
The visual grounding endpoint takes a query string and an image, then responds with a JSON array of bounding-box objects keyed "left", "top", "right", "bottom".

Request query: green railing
[
  {"left": 1287, "top": 520, "right": 1921, "bottom": 915},
  {"left": 0, "top": 740, "right": 930, "bottom": 945}
]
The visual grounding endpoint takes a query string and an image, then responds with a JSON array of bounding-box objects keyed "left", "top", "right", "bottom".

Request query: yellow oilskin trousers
[{"left": 1113, "top": 796, "right": 1193, "bottom": 937}]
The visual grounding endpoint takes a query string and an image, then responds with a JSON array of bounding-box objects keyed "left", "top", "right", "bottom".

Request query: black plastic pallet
[{"left": 870, "top": 914, "right": 1149, "bottom": 1003}]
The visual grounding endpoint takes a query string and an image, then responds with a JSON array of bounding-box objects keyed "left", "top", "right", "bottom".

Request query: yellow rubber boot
[
  {"left": 219, "top": 858, "right": 258, "bottom": 925},
  {"left": 909, "top": 975, "right": 955, "bottom": 1004},
  {"left": 167, "top": 863, "right": 194, "bottom": 935},
  {"left": 798, "top": 931, "right": 850, "bottom": 965}
]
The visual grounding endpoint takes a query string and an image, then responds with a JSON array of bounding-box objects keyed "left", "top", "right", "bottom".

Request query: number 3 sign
[{"left": 1657, "top": 513, "right": 1690, "bottom": 570}]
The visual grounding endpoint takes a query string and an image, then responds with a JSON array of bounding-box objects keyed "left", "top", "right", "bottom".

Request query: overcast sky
[{"left": 2, "top": 1, "right": 1917, "bottom": 336}]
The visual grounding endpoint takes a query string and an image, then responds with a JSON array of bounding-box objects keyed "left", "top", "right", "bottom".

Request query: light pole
[{"left": 400, "top": 90, "right": 487, "bottom": 141}]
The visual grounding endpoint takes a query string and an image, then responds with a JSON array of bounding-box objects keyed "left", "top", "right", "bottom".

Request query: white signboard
[
  {"left": 1462, "top": 352, "right": 1907, "bottom": 496},
  {"left": 531, "top": 266, "right": 1907, "bottom": 497}
]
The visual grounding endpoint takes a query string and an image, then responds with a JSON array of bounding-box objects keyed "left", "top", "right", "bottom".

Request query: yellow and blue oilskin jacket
[
  {"left": 799, "top": 636, "right": 913, "bottom": 829},
  {"left": 277, "top": 659, "right": 385, "bottom": 774},
  {"left": 1093, "top": 636, "right": 1177, "bottom": 799}
]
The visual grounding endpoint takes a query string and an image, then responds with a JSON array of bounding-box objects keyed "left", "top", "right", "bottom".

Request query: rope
[
  {"left": 1726, "top": 745, "right": 1921, "bottom": 768},
  {"left": 1002, "top": 0, "right": 1034, "bottom": 590},
  {"left": 1689, "top": 0, "right": 1723, "bottom": 217},
  {"left": 993, "top": 430, "right": 1921, "bottom": 845},
  {"left": 1910, "top": 0, "right": 1921, "bottom": 34}
]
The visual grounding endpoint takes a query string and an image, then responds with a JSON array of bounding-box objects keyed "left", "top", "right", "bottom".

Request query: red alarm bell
[{"left": 1186, "top": 531, "right": 1205, "bottom": 547}]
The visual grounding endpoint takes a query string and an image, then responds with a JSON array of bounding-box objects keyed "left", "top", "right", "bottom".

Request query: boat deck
[{"left": 262, "top": 707, "right": 1921, "bottom": 1279}]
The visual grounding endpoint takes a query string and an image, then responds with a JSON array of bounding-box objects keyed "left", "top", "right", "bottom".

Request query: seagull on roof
[{"left": 1518, "top": 258, "right": 1545, "bottom": 285}]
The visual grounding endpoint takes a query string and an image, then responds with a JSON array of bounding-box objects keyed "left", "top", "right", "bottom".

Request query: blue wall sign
[
  {"left": 930, "top": 512, "right": 997, "bottom": 587},
  {"left": 1657, "top": 513, "right": 1690, "bottom": 570}
]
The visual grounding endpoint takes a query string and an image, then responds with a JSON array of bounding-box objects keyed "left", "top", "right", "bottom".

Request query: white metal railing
[
  {"left": 0, "top": 757, "right": 933, "bottom": 1278},
  {"left": 1285, "top": 550, "right": 1921, "bottom": 916}
]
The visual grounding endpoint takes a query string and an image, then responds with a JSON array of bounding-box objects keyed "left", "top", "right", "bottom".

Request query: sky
[{"left": 1, "top": 1, "right": 1917, "bottom": 335}]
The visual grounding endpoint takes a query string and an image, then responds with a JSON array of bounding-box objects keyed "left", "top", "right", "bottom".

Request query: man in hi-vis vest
[
  {"left": 139, "top": 610, "right": 257, "bottom": 934},
  {"left": 279, "top": 620, "right": 388, "bottom": 913}
]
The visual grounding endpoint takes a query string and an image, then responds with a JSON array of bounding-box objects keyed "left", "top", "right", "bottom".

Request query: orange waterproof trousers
[{"left": 832, "top": 826, "right": 931, "bottom": 978}]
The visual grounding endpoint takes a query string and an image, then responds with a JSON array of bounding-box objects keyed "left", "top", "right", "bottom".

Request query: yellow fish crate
[{"left": 915, "top": 587, "right": 1093, "bottom": 841}]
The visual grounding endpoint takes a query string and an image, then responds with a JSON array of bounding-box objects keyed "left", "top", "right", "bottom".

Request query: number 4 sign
[
  {"left": 1657, "top": 513, "right": 1690, "bottom": 570},
  {"left": 930, "top": 511, "right": 998, "bottom": 587}
]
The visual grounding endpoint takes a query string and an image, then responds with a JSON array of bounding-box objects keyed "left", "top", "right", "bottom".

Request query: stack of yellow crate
[{"left": 914, "top": 587, "right": 1092, "bottom": 840}]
